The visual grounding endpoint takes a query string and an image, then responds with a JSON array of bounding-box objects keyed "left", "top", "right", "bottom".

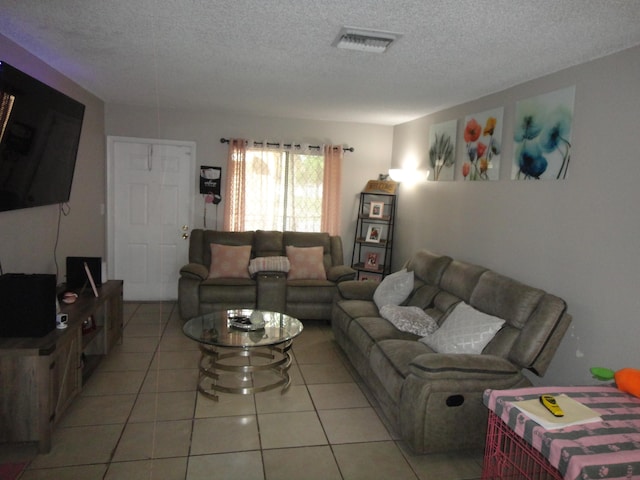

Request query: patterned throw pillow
[
  {"left": 286, "top": 246, "right": 327, "bottom": 280},
  {"left": 208, "top": 243, "right": 251, "bottom": 279},
  {"left": 420, "top": 302, "right": 505, "bottom": 354},
  {"left": 380, "top": 305, "right": 438, "bottom": 336},
  {"left": 248, "top": 256, "right": 291, "bottom": 276}
]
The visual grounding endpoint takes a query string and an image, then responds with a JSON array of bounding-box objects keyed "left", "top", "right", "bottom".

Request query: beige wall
[
  {"left": 391, "top": 45, "right": 640, "bottom": 386},
  {"left": 0, "top": 34, "right": 106, "bottom": 282},
  {"left": 104, "top": 105, "right": 394, "bottom": 263}
]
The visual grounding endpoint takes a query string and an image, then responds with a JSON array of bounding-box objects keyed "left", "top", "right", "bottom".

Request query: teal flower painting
[
  {"left": 429, "top": 119, "right": 457, "bottom": 181},
  {"left": 461, "top": 107, "right": 503, "bottom": 181},
  {"left": 512, "top": 86, "right": 575, "bottom": 180}
]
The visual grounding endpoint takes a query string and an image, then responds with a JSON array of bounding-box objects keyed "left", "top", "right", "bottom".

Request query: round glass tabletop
[{"left": 182, "top": 309, "right": 304, "bottom": 348}]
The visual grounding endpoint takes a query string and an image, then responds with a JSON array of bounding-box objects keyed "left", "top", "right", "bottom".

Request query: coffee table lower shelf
[{"left": 197, "top": 340, "right": 293, "bottom": 400}]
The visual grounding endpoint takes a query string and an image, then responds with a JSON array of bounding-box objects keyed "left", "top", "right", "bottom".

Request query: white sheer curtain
[{"left": 223, "top": 140, "right": 342, "bottom": 235}]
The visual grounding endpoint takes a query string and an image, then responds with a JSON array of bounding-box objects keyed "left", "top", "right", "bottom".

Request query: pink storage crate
[{"left": 482, "top": 410, "right": 562, "bottom": 480}]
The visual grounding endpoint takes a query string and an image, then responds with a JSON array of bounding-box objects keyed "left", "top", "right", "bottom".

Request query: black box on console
[
  {"left": 0, "top": 273, "right": 57, "bottom": 337},
  {"left": 66, "top": 256, "right": 102, "bottom": 290}
]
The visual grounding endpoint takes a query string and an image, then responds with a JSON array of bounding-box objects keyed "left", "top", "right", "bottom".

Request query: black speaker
[
  {"left": 0, "top": 273, "right": 57, "bottom": 337},
  {"left": 66, "top": 256, "right": 102, "bottom": 290}
]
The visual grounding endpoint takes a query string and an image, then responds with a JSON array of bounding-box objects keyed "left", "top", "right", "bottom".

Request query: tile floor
[{"left": 4, "top": 302, "right": 484, "bottom": 479}]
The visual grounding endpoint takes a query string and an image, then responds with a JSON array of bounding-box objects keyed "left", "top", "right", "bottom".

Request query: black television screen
[{"left": 0, "top": 61, "right": 85, "bottom": 212}]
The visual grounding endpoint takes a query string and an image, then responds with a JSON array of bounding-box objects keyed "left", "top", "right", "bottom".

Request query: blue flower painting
[{"left": 512, "top": 86, "right": 575, "bottom": 180}]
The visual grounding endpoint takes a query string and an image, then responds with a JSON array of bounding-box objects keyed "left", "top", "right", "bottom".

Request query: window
[
  {"left": 223, "top": 139, "right": 342, "bottom": 235},
  {"left": 243, "top": 149, "right": 324, "bottom": 231}
]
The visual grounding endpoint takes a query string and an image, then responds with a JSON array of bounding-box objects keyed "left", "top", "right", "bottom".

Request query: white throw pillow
[
  {"left": 373, "top": 268, "right": 414, "bottom": 309},
  {"left": 420, "top": 302, "right": 505, "bottom": 354},
  {"left": 380, "top": 305, "right": 438, "bottom": 336}
]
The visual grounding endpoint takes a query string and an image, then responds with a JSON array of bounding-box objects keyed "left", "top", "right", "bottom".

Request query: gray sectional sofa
[
  {"left": 178, "top": 229, "right": 355, "bottom": 321},
  {"left": 331, "top": 249, "right": 572, "bottom": 453}
]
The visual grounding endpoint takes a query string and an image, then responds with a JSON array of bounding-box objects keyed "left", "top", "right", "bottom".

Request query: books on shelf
[{"left": 512, "top": 394, "right": 602, "bottom": 430}]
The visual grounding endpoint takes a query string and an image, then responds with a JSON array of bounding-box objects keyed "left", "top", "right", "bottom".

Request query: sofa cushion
[
  {"left": 380, "top": 305, "right": 438, "bottom": 336},
  {"left": 284, "top": 231, "right": 332, "bottom": 270},
  {"left": 286, "top": 245, "right": 327, "bottom": 280},
  {"left": 199, "top": 279, "right": 256, "bottom": 303},
  {"left": 439, "top": 260, "right": 487, "bottom": 303},
  {"left": 405, "top": 250, "right": 452, "bottom": 286},
  {"left": 470, "top": 271, "right": 544, "bottom": 329},
  {"left": 286, "top": 280, "right": 335, "bottom": 303},
  {"left": 254, "top": 230, "right": 284, "bottom": 257},
  {"left": 349, "top": 317, "right": 418, "bottom": 358},
  {"left": 405, "top": 284, "right": 441, "bottom": 310},
  {"left": 200, "top": 230, "right": 254, "bottom": 267},
  {"left": 371, "top": 340, "right": 432, "bottom": 400},
  {"left": 373, "top": 269, "right": 414, "bottom": 308},
  {"left": 208, "top": 243, "right": 251, "bottom": 279},
  {"left": 420, "top": 302, "right": 505, "bottom": 354}
]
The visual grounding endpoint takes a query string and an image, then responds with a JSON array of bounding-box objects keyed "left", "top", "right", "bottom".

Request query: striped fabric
[
  {"left": 248, "top": 256, "right": 290, "bottom": 276},
  {"left": 484, "top": 385, "right": 640, "bottom": 480}
]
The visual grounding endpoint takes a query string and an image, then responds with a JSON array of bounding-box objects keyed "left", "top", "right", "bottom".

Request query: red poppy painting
[{"left": 462, "top": 107, "right": 504, "bottom": 181}]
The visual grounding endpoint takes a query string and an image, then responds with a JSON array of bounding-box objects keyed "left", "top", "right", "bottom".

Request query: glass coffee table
[{"left": 182, "top": 309, "right": 303, "bottom": 400}]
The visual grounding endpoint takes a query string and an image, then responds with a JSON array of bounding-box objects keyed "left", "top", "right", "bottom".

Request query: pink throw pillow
[
  {"left": 208, "top": 243, "right": 251, "bottom": 279},
  {"left": 286, "top": 245, "right": 327, "bottom": 280}
]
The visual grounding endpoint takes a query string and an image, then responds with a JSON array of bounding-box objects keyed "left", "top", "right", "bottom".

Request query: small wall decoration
[
  {"left": 369, "top": 201, "right": 384, "bottom": 219},
  {"left": 200, "top": 166, "right": 222, "bottom": 203},
  {"left": 364, "top": 252, "right": 379, "bottom": 270},
  {"left": 365, "top": 225, "right": 382, "bottom": 243},
  {"left": 363, "top": 180, "right": 398, "bottom": 194},
  {"left": 428, "top": 119, "right": 457, "bottom": 181},
  {"left": 461, "top": 107, "right": 503, "bottom": 181},
  {"left": 512, "top": 86, "right": 575, "bottom": 180}
]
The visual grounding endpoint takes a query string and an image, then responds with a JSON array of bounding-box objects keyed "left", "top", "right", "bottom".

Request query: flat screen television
[{"left": 0, "top": 61, "right": 85, "bottom": 212}]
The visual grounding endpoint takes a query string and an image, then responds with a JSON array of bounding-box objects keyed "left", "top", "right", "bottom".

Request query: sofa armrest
[
  {"left": 409, "top": 353, "right": 520, "bottom": 381},
  {"left": 336, "top": 279, "right": 378, "bottom": 300},
  {"left": 180, "top": 263, "right": 209, "bottom": 281},
  {"left": 327, "top": 265, "right": 357, "bottom": 283}
]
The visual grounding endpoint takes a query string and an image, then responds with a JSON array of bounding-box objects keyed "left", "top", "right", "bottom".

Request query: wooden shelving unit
[{"left": 351, "top": 191, "right": 397, "bottom": 282}]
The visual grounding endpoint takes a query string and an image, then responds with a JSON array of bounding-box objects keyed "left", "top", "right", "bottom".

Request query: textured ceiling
[{"left": 1, "top": 0, "right": 640, "bottom": 125}]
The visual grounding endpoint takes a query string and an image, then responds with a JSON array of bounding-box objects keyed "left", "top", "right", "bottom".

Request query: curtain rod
[{"left": 220, "top": 138, "right": 354, "bottom": 153}]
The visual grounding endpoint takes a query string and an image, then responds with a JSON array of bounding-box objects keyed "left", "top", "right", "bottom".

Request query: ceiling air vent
[{"left": 332, "top": 27, "right": 401, "bottom": 53}]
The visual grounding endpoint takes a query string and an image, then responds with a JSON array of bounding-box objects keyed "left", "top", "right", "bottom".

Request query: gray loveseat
[
  {"left": 331, "top": 249, "right": 572, "bottom": 453},
  {"left": 179, "top": 229, "right": 355, "bottom": 321}
]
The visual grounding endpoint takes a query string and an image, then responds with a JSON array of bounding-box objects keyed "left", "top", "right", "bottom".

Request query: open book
[{"left": 512, "top": 394, "right": 602, "bottom": 430}]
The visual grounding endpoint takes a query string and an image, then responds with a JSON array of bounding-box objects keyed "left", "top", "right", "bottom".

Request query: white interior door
[{"left": 108, "top": 137, "right": 194, "bottom": 300}]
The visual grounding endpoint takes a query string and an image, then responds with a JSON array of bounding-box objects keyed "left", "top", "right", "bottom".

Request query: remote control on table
[{"left": 539, "top": 394, "right": 564, "bottom": 417}]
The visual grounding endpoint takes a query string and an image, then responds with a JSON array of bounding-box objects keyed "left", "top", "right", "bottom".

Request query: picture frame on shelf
[
  {"left": 364, "top": 251, "right": 379, "bottom": 270},
  {"left": 369, "top": 201, "right": 385, "bottom": 219},
  {"left": 365, "top": 225, "right": 383, "bottom": 243},
  {"left": 359, "top": 272, "right": 382, "bottom": 283}
]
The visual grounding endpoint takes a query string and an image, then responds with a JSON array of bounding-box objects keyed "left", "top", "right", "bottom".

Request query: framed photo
[
  {"left": 365, "top": 225, "right": 382, "bottom": 243},
  {"left": 369, "top": 201, "right": 384, "bottom": 219},
  {"left": 364, "top": 252, "right": 379, "bottom": 270},
  {"left": 359, "top": 272, "right": 382, "bottom": 283}
]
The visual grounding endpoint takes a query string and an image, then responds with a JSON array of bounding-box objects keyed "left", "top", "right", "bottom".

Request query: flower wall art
[
  {"left": 461, "top": 107, "right": 503, "bottom": 181},
  {"left": 512, "top": 86, "right": 575, "bottom": 180},
  {"left": 428, "top": 119, "right": 457, "bottom": 181}
]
